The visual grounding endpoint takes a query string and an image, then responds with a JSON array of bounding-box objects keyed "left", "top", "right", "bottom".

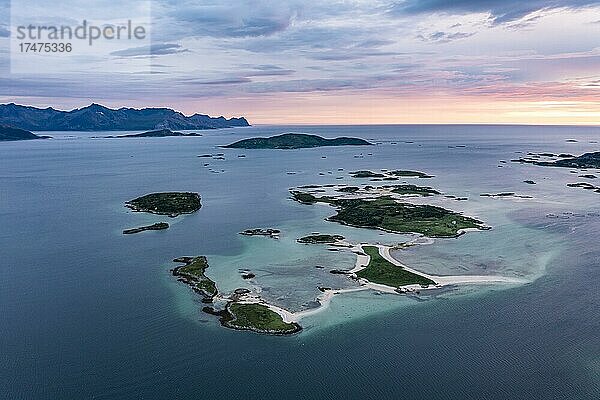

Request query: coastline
[{"left": 223, "top": 242, "right": 527, "bottom": 324}]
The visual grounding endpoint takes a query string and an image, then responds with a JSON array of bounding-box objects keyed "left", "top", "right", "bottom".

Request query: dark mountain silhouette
[{"left": 0, "top": 103, "right": 250, "bottom": 131}]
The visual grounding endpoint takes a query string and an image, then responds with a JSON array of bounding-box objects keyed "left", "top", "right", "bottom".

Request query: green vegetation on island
[
  {"left": 222, "top": 303, "right": 301, "bottom": 335},
  {"left": 291, "top": 191, "right": 486, "bottom": 237},
  {"left": 298, "top": 234, "right": 344, "bottom": 244},
  {"left": 170, "top": 256, "right": 301, "bottom": 335},
  {"left": 290, "top": 191, "right": 335, "bottom": 205},
  {"left": 388, "top": 184, "right": 441, "bottom": 196},
  {"left": 223, "top": 133, "right": 372, "bottom": 149},
  {"left": 328, "top": 197, "right": 485, "bottom": 237},
  {"left": 122, "top": 222, "right": 169, "bottom": 234},
  {"left": 125, "top": 192, "right": 201, "bottom": 217},
  {"left": 350, "top": 170, "right": 385, "bottom": 178},
  {"left": 357, "top": 246, "right": 435, "bottom": 287},
  {"left": 172, "top": 256, "right": 218, "bottom": 302}
]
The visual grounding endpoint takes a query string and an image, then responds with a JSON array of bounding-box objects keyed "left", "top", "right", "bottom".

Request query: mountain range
[{"left": 0, "top": 103, "right": 250, "bottom": 131}]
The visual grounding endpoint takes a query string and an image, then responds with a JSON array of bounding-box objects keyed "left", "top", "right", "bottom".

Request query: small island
[
  {"left": 389, "top": 184, "right": 441, "bottom": 196},
  {"left": 219, "top": 303, "right": 301, "bottom": 335},
  {"left": 298, "top": 234, "right": 345, "bottom": 244},
  {"left": 0, "top": 125, "right": 50, "bottom": 141},
  {"left": 109, "top": 129, "right": 202, "bottom": 138},
  {"left": 240, "top": 228, "right": 281, "bottom": 238},
  {"left": 350, "top": 170, "right": 386, "bottom": 178},
  {"left": 172, "top": 256, "right": 218, "bottom": 303},
  {"left": 123, "top": 222, "right": 169, "bottom": 234},
  {"left": 291, "top": 190, "right": 486, "bottom": 238},
  {"left": 389, "top": 170, "right": 434, "bottom": 178},
  {"left": 480, "top": 193, "right": 533, "bottom": 199},
  {"left": 350, "top": 169, "right": 433, "bottom": 179},
  {"left": 567, "top": 182, "right": 600, "bottom": 193},
  {"left": 357, "top": 246, "right": 435, "bottom": 287},
  {"left": 223, "top": 133, "right": 372, "bottom": 149},
  {"left": 337, "top": 186, "right": 360, "bottom": 193},
  {"left": 513, "top": 151, "right": 600, "bottom": 169},
  {"left": 125, "top": 192, "right": 201, "bottom": 217}
]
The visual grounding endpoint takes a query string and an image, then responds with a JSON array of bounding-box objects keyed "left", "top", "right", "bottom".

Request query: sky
[{"left": 1, "top": 0, "right": 599, "bottom": 124}]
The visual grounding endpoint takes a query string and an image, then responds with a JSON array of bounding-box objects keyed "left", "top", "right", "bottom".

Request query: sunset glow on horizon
[{"left": 1, "top": 1, "right": 599, "bottom": 125}]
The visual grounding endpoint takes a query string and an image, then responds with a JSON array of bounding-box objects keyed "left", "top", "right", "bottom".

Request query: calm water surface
[{"left": 1, "top": 125, "right": 599, "bottom": 399}]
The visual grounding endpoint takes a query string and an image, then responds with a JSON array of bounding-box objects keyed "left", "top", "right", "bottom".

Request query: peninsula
[
  {"left": 172, "top": 257, "right": 217, "bottom": 303},
  {"left": 357, "top": 246, "right": 436, "bottom": 287},
  {"left": 125, "top": 192, "right": 201, "bottom": 217},
  {"left": 223, "top": 133, "right": 372, "bottom": 149},
  {"left": 0, "top": 125, "right": 49, "bottom": 141}
]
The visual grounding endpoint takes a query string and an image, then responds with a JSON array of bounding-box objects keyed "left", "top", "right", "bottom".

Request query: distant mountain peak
[{"left": 80, "top": 103, "right": 110, "bottom": 111}]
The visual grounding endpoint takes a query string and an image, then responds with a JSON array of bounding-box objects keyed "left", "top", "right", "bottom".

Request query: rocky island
[
  {"left": 350, "top": 169, "right": 433, "bottom": 179},
  {"left": 223, "top": 133, "right": 372, "bottom": 149},
  {"left": 388, "top": 170, "right": 434, "bottom": 178},
  {"left": 298, "top": 234, "right": 345, "bottom": 244},
  {"left": 513, "top": 151, "right": 600, "bottom": 169},
  {"left": 567, "top": 182, "right": 600, "bottom": 193},
  {"left": 240, "top": 228, "right": 281, "bottom": 238},
  {"left": 0, "top": 125, "right": 50, "bottom": 141},
  {"left": 125, "top": 192, "right": 201, "bottom": 217},
  {"left": 123, "top": 222, "right": 169, "bottom": 234},
  {"left": 350, "top": 170, "right": 386, "bottom": 178}
]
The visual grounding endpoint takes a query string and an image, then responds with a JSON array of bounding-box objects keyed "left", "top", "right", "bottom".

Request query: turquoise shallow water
[{"left": 0, "top": 125, "right": 599, "bottom": 399}]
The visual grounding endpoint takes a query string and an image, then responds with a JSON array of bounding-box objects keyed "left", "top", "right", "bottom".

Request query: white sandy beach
[{"left": 231, "top": 243, "right": 527, "bottom": 323}]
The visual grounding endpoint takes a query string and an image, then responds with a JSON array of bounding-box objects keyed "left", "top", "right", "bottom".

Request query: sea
[{"left": 1, "top": 125, "right": 599, "bottom": 399}]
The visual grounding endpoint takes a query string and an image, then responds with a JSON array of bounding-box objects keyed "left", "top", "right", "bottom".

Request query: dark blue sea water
[{"left": 1, "top": 125, "right": 599, "bottom": 399}]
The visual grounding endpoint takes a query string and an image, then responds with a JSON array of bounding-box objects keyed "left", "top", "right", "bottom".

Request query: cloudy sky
[{"left": 1, "top": 0, "right": 599, "bottom": 124}]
